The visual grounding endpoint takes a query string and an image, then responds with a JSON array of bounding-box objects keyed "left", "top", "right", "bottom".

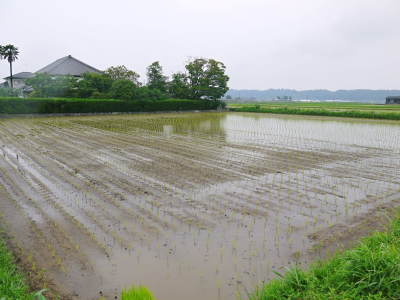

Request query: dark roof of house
[
  {"left": 35, "top": 55, "right": 102, "bottom": 76},
  {"left": 386, "top": 96, "right": 400, "bottom": 99},
  {"left": 3, "top": 72, "right": 34, "bottom": 80}
]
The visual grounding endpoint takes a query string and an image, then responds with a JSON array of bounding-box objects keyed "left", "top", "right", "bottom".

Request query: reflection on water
[
  {"left": 222, "top": 113, "right": 400, "bottom": 150},
  {"left": 1, "top": 112, "right": 399, "bottom": 300},
  {"left": 138, "top": 111, "right": 399, "bottom": 151}
]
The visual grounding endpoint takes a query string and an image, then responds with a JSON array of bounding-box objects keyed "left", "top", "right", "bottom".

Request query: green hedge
[{"left": 0, "top": 98, "right": 225, "bottom": 114}]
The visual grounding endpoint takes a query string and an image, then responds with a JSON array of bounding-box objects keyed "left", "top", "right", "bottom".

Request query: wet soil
[{"left": 0, "top": 112, "right": 399, "bottom": 300}]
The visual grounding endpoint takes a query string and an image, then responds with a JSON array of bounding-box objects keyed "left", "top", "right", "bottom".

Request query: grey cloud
[{"left": 1, "top": 0, "right": 399, "bottom": 90}]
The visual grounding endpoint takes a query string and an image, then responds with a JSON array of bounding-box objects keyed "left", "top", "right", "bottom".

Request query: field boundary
[
  {"left": 0, "top": 109, "right": 227, "bottom": 119},
  {"left": 0, "top": 98, "right": 226, "bottom": 114},
  {"left": 229, "top": 105, "right": 400, "bottom": 120},
  {"left": 229, "top": 107, "right": 400, "bottom": 120}
]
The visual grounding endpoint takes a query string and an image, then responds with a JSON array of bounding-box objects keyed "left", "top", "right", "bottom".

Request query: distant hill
[{"left": 226, "top": 89, "right": 400, "bottom": 103}]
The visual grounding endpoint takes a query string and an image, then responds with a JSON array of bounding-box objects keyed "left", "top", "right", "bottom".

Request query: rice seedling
[{"left": 0, "top": 112, "right": 398, "bottom": 300}]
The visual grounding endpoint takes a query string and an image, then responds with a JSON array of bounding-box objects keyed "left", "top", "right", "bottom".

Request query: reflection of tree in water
[
  {"left": 72, "top": 112, "right": 228, "bottom": 142},
  {"left": 159, "top": 113, "right": 227, "bottom": 137}
]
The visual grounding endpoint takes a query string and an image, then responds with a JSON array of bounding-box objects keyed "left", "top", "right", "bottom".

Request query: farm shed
[{"left": 386, "top": 96, "right": 400, "bottom": 104}]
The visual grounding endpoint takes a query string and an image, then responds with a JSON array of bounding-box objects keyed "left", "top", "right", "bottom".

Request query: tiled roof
[
  {"left": 3, "top": 72, "right": 34, "bottom": 80},
  {"left": 35, "top": 55, "right": 102, "bottom": 76}
]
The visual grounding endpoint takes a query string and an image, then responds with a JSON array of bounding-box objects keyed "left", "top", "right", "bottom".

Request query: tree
[
  {"left": 185, "top": 58, "right": 229, "bottom": 100},
  {"left": 146, "top": 61, "right": 167, "bottom": 92},
  {"left": 202, "top": 59, "right": 229, "bottom": 100},
  {"left": 105, "top": 65, "right": 141, "bottom": 86},
  {"left": 0, "top": 44, "right": 19, "bottom": 88},
  {"left": 25, "top": 73, "right": 76, "bottom": 97},
  {"left": 109, "top": 79, "right": 137, "bottom": 100},
  {"left": 185, "top": 58, "right": 208, "bottom": 99},
  {"left": 74, "top": 72, "right": 114, "bottom": 98},
  {"left": 135, "top": 86, "right": 165, "bottom": 101},
  {"left": 168, "top": 72, "right": 190, "bottom": 99}
]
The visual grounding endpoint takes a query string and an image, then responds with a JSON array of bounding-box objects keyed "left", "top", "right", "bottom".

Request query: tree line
[{"left": 0, "top": 44, "right": 229, "bottom": 101}]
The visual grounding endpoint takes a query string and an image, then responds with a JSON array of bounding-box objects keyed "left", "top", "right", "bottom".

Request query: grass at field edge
[
  {"left": 0, "top": 237, "right": 34, "bottom": 299},
  {"left": 250, "top": 212, "right": 400, "bottom": 299},
  {"left": 230, "top": 107, "right": 400, "bottom": 120}
]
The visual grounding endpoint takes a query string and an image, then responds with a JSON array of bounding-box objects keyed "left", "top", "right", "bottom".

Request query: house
[
  {"left": 35, "top": 55, "right": 102, "bottom": 77},
  {"left": 3, "top": 72, "right": 34, "bottom": 89},
  {"left": 1, "top": 55, "right": 102, "bottom": 89},
  {"left": 386, "top": 96, "right": 400, "bottom": 104}
]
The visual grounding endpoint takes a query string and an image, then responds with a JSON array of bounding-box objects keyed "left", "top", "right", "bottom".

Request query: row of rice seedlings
[
  {"left": 0, "top": 175, "right": 66, "bottom": 272},
  {"left": 4, "top": 161, "right": 88, "bottom": 260},
  {"left": 19, "top": 131, "right": 175, "bottom": 241},
  {"left": 0, "top": 213, "right": 49, "bottom": 289},
  {"left": 67, "top": 119, "right": 251, "bottom": 181},
  {"left": 0, "top": 179, "right": 48, "bottom": 278},
  {"left": 31, "top": 125, "right": 181, "bottom": 233},
  {"left": 7, "top": 129, "right": 148, "bottom": 251},
  {"left": 16, "top": 118, "right": 396, "bottom": 246},
  {"left": 0, "top": 132, "right": 116, "bottom": 255},
  {"left": 2, "top": 115, "right": 396, "bottom": 300}
]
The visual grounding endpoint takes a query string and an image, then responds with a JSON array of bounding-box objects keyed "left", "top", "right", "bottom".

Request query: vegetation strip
[
  {"left": 250, "top": 213, "right": 400, "bottom": 299},
  {"left": 0, "top": 235, "right": 35, "bottom": 299},
  {"left": 229, "top": 105, "right": 400, "bottom": 120},
  {"left": 0, "top": 97, "right": 225, "bottom": 114},
  {"left": 230, "top": 106, "right": 400, "bottom": 120}
]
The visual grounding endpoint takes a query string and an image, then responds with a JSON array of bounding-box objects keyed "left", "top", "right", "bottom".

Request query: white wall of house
[{"left": 6, "top": 78, "right": 26, "bottom": 89}]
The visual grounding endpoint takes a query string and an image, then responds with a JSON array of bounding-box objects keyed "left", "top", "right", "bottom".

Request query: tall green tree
[
  {"left": 202, "top": 59, "right": 229, "bottom": 100},
  {"left": 146, "top": 61, "right": 168, "bottom": 92},
  {"left": 168, "top": 72, "right": 190, "bottom": 99},
  {"left": 105, "top": 65, "right": 141, "bottom": 86},
  {"left": 0, "top": 44, "right": 19, "bottom": 88},
  {"left": 185, "top": 58, "right": 229, "bottom": 100},
  {"left": 185, "top": 58, "right": 208, "bottom": 99},
  {"left": 109, "top": 79, "right": 137, "bottom": 100},
  {"left": 74, "top": 72, "right": 114, "bottom": 98}
]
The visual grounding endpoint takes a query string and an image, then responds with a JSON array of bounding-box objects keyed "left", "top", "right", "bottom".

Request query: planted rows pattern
[{"left": 0, "top": 112, "right": 399, "bottom": 300}]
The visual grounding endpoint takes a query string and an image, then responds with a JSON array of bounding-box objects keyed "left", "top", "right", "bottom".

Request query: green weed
[
  {"left": 121, "top": 286, "right": 157, "bottom": 300},
  {"left": 0, "top": 238, "right": 33, "bottom": 299},
  {"left": 250, "top": 214, "right": 400, "bottom": 299}
]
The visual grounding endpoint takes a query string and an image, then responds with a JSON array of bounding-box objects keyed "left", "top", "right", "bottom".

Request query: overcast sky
[{"left": 1, "top": 0, "right": 399, "bottom": 90}]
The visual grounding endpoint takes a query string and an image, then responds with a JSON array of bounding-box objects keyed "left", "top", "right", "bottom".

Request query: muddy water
[{"left": 0, "top": 112, "right": 399, "bottom": 300}]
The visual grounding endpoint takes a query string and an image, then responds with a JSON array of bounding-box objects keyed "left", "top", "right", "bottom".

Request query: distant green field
[{"left": 228, "top": 101, "right": 400, "bottom": 120}]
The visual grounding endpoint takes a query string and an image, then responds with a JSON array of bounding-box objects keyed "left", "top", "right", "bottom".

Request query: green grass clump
[
  {"left": 0, "top": 238, "right": 33, "bottom": 299},
  {"left": 251, "top": 216, "right": 400, "bottom": 299},
  {"left": 121, "top": 286, "right": 157, "bottom": 300}
]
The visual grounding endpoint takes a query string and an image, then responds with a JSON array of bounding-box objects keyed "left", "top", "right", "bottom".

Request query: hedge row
[{"left": 0, "top": 98, "right": 225, "bottom": 114}]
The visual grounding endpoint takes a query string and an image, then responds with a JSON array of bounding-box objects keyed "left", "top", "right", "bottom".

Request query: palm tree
[{"left": 0, "top": 44, "right": 19, "bottom": 88}]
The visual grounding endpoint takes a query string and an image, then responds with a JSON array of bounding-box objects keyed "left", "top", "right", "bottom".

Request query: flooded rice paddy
[{"left": 0, "top": 112, "right": 399, "bottom": 300}]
